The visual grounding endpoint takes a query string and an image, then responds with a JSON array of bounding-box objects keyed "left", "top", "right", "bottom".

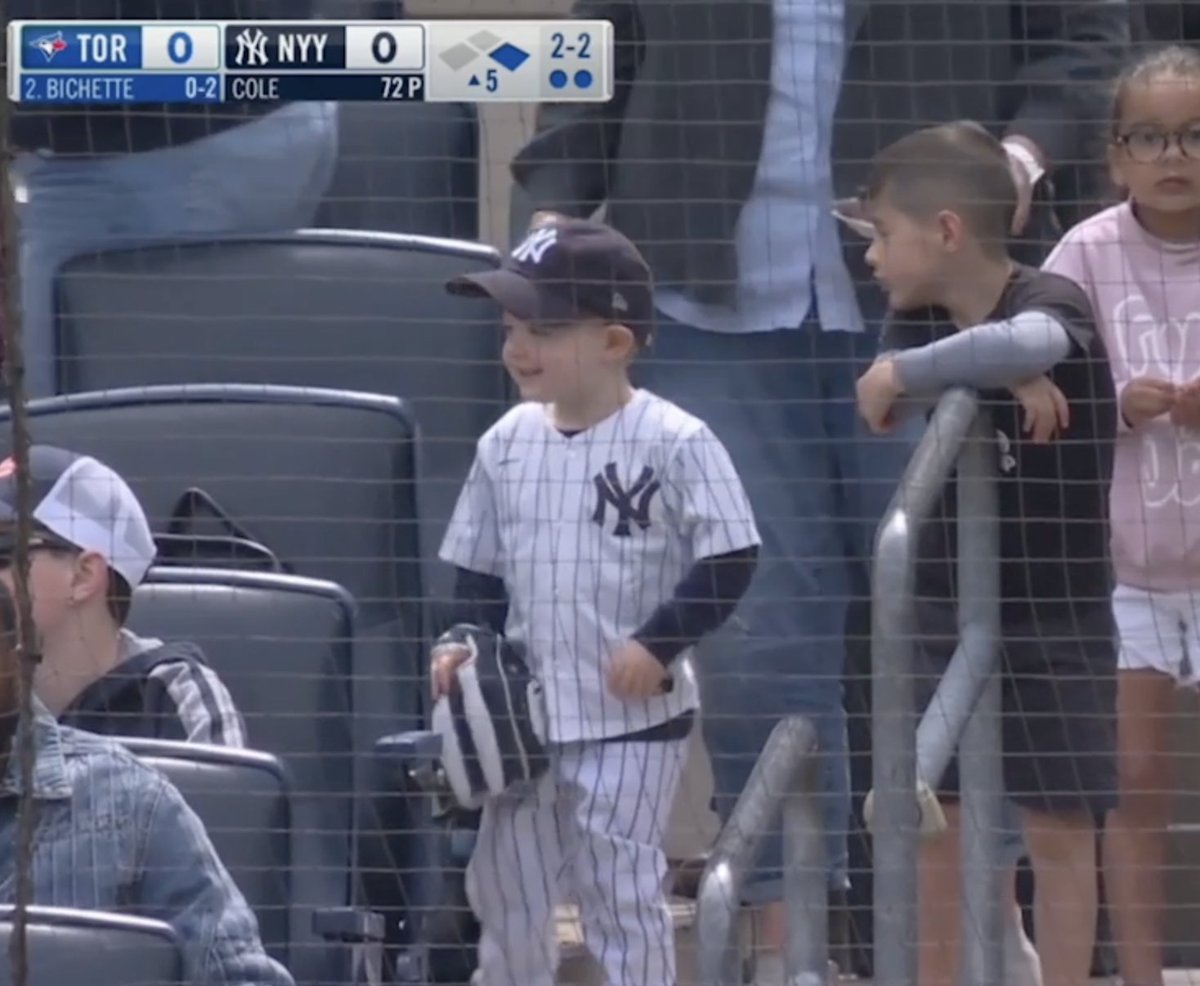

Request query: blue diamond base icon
[{"left": 489, "top": 43, "right": 530, "bottom": 72}]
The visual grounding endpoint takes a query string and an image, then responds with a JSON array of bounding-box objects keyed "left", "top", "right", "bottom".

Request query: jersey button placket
[{"left": 552, "top": 442, "right": 579, "bottom": 601}]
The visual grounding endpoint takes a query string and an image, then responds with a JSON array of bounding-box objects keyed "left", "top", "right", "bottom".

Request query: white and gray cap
[{"left": 0, "top": 445, "right": 156, "bottom": 588}]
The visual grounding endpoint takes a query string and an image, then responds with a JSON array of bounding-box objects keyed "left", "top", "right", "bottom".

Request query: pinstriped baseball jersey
[{"left": 440, "top": 388, "right": 760, "bottom": 743}]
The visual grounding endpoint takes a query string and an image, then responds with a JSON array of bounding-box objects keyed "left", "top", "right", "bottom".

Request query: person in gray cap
[{"left": 0, "top": 445, "right": 245, "bottom": 746}]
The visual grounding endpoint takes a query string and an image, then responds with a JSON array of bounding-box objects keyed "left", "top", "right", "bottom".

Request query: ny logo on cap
[{"left": 511, "top": 226, "right": 558, "bottom": 266}]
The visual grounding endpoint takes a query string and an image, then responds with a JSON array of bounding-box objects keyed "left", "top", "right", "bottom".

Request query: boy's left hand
[
  {"left": 856, "top": 359, "right": 903, "bottom": 433},
  {"left": 607, "top": 641, "right": 669, "bottom": 700},
  {"left": 1011, "top": 375, "right": 1069, "bottom": 444}
]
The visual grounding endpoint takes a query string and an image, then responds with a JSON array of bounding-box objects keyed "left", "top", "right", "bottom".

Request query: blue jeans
[
  {"left": 12, "top": 101, "right": 339, "bottom": 398},
  {"left": 635, "top": 316, "right": 921, "bottom": 899}
]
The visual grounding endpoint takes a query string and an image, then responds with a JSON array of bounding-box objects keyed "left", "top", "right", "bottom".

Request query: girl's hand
[
  {"left": 1122, "top": 377, "right": 1176, "bottom": 428},
  {"left": 1170, "top": 380, "right": 1200, "bottom": 431}
]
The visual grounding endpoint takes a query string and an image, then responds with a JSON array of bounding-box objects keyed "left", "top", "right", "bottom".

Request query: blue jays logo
[{"left": 30, "top": 31, "right": 68, "bottom": 62}]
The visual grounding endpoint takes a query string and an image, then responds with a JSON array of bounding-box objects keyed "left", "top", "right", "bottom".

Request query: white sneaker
[{"left": 1004, "top": 915, "right": 1043, "bottom": 986}]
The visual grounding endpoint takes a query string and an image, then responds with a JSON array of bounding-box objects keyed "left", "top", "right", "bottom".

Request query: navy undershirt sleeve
[
  {"left": 632, "top": 546, "right": 759, "bottom": 666},
  {"left": 447, "top": 546, "right": 757, "bottom": 667},
  {"left": 445, "top": 567, "right": 510, "bottom": 636}
]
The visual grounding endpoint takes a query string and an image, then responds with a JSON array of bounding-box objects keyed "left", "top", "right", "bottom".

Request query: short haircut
[{"left": 865, "top": 121, "right": 1017, "bottom": 252}]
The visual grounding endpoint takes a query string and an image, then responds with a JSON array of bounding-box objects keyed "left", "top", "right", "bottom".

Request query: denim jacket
[{"left": 0, "top": 704, "right": 294, "bottom": 986}]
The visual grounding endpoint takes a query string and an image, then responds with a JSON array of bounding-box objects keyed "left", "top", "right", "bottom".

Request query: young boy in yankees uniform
[{"left": 436, "top": 217, "right": 761, "bottom": 986}]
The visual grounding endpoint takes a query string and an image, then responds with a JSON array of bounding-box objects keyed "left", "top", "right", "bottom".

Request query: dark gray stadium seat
[
  {"left": 0, "top": 385, "right": 422, "bottom": 755},
  {"left": 118, "top": 739, "right": 291, "bottom": 966},
  {"left": 55, "top": 231, "right": 509, "bottom": 602},
  {"left": 127, "top": 570, "right": 354, "bottom": 979},
  {"left": 0, "top": 906, "right": 180, "bottom": 986},
  {"left": 314, "top": 103, "right": 480, "bottom": 240}
]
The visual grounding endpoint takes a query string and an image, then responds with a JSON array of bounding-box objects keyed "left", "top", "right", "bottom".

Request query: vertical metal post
[
  {"left": 696, "top": 717, "right": 824, "bottom": 986},
  {"left": 872, "top": 389, "right": 980, "bottom": 986},
  {"left": 783, "top": 748, "right": 828, "bottom": 986},
  {"left": 954, "top": 414, "right": 1003, "bottom": 986},
  {"left": 870, "top": 508, "right": 919, "bottom": 986}
]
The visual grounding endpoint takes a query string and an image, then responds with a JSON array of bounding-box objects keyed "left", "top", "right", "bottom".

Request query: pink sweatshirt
[{"left": 1044, "top": 202, "right": 1200, "bottom": 592}]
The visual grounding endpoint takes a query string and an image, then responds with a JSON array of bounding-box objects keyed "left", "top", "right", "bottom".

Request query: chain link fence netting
[{"left": 0, "top": 3, "right": 1196, "bottom": 986}]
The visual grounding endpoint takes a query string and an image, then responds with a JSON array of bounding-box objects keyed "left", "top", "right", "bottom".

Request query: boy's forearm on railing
[{"left": 890, "top": 311, "right": 1073, "bottom": 397}]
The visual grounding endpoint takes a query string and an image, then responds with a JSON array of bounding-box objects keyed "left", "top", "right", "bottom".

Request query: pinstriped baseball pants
[{"left": 466, "top": 736, "right": 687, "bottom": 986}]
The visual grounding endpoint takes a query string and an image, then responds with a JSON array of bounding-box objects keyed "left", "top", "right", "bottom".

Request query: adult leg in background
[
  {"left": 818, "top": 324, "right": 920, "bottom": 974},
  {"left": 11, "top": 101, "right": 339, "bottom": 398},
  {"left": 636, "top": 317, "right": 856, "bottom": 980},
  {"left": 563, "top": 737, "right": 686, "bottom": 986}
]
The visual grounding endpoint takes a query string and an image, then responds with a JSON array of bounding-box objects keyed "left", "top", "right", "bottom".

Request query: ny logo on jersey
[
  {"left": 511, "top": 226, "right": 558, "bottom": 266},
  {"left": 593, "top": 463, "right": 660, "bottom": 537}
]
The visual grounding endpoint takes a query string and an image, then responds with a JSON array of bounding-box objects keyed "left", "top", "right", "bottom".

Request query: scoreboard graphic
[{"left": 7, "top": 20, "right": 614, "bottom": 105}]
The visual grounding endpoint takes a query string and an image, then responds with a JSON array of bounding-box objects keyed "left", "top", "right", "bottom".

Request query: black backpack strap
[{"left": 158, "top": 488, "right": 291, "bottom": 574}]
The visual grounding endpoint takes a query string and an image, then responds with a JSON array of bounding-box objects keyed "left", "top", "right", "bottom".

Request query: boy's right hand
[
  {"left": 1121, "top": 377, "right": 1176, "bottom": 428},
  {"left": 430, "top": 644, "right": 472, "bottom": 701},
  {"left": 1011, "top": 375, "right": 1069, "bottom": 444}
]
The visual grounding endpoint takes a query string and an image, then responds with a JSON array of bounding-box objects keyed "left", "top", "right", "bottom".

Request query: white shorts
[{"left": 1113, "top": 584, "right": 1200, "bottom": 685}]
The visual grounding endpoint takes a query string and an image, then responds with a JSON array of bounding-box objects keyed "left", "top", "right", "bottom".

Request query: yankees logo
[
  {"left": 592, "top": 463, "right": 660, "bottom": 537},
  {"left": 511, "top": 226, "right": 558, "bottom": 266}
]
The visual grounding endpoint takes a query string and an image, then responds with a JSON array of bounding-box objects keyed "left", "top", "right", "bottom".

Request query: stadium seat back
[
  {"left": 127, "top": 569, "right": 353, "bottom": 976},
  {"left": 119, "top": 739, "right": 291, "bottom": 966},
  {"left": 314, "top": 102, "right": 480, "bottom": 240},
  {"left": 0, "top": 386, "right": 423, "bottom": 771},
  {"left": 0, "top": 906, "right": 180, "bottom": 986},
  {"left": 56, "top": 233, "right": 509, "bottom": 600}
]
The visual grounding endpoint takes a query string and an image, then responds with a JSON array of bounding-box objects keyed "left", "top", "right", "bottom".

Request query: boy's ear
[
  {"left": 605, "top": 322, "right": 638, "bottom": 359},
  {"left": 935, "top": 209, "right": 968, "bottom": 250}
]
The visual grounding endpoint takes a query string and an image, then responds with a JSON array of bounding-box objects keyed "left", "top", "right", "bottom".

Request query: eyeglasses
[
  {"left": 0, "top": 535, "right": 79, "bottom": 569},
  {"left": 1115, "top": 124, "right": 1200, "bottom": 163}
]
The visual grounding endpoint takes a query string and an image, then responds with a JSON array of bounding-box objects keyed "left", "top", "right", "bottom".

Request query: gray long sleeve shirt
[{"left": 890, "top": 310, "right": 1073, "bottom": 397}]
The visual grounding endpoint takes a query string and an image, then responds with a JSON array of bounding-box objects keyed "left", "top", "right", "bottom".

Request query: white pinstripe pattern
[
  {"left": 465, "top": 736, "right": 687, "bottom": 986},
  {"left": 441, "top": 388, "right": 756, "bottom": 985},
  {"left": 439, "top": 389, "right": 760, "bottom": 744}
]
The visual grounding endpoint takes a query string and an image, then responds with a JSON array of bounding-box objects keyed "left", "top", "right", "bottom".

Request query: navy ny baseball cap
[
  {"left": 446, "top": 218, "right": 656, "bottom": 344},
  {"left": 0, "top": 445, "right": 156, "bottom": 589}
]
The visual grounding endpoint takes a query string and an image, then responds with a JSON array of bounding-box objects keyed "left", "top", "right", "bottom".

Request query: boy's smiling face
[{"left": 501, "top": 312, "right": 631, "bottom": 404}]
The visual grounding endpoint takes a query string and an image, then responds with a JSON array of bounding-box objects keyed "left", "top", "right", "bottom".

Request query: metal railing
[
  {"left": 695, "top": 715, "right": 828, "bottom": 986},
  {"left": 870, "top": 388, "right": 1003, "bottom": 986}
]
